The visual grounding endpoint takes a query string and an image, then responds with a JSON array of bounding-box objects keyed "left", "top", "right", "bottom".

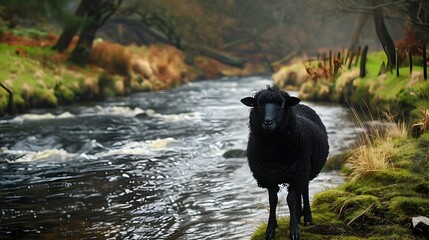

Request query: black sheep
[{"left": 241, "top": 86, "right": 329, "bottom": 240}]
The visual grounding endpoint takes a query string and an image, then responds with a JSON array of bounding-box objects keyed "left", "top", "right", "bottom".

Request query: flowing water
[{"left": 0, "top": 77, "right": 359, "bottom": 239}]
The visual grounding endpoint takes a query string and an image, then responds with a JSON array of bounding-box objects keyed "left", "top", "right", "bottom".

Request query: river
[{"left": 0, "top": 76, "right": 359, "bottom": 239}]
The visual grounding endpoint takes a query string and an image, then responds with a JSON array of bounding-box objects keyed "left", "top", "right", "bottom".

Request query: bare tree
[
  {"left": 52, "top": 1, "right": 88, "bottom": 52},
  {"left": 69, "top": 0, "right": 122, "bottom": 65},
  {"left": 373, "top": 5, "right": 396, "bottom": 66}
]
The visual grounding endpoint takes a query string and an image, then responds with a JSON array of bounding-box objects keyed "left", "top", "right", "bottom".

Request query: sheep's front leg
[
  {"left": 302, "top": 181, "right": 313, "bottom": 226},
  {"left": 266, "top": 186, "right": 279, "bottom": 240},
  {"left": 287, "top": 184, "right": 301, "bottom": 240}
]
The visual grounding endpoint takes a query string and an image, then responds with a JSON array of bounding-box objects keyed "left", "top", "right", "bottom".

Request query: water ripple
[{"left": 0, "top": 77, "right": 359, "bottom": 239}]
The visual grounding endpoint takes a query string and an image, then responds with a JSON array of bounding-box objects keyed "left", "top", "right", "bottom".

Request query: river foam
[
  {"left": 2, "top": 137, "right": 177, "bottom": 163},
  {"left": 9, "top": 105, "right": 200, "bottom": 123}
]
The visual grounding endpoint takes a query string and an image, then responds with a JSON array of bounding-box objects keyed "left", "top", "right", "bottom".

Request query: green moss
[
  {"left": 30, "top": 89, "right": 57, "bottom": 107},
  {"left": 413, "top": 182, "right": 429, "bottom": 195},
  {"left": 390, "top": 196, "right": 429, "bottom": 217},
  {"left": 55, "top": 85, "right": 75, "bottom": 104},
  {"left": 313, "top": 189, "right": 354, "bottom": 207},
  {"left": 371, "top": 169, "right": 414, "bottom": 184},
  {"left": 98, "top": 74, "right": 115, "bottom": 89}
]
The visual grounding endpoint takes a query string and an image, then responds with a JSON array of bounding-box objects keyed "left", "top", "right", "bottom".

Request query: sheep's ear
[
  {"left": 284, "top": 96, "right": 300, "bottom": 107},
  {"left": 241, "top": 97, "right": 256, "bottom": 107}
]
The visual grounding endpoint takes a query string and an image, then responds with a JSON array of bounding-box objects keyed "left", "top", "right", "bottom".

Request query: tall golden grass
[
  {"left": 148, "top": 44, "right": 188, "bottom": 87},
  {"left": 346, "top": 106, "right": 408, "bottom": 181},
  {"left": 88, "top": 41, "right": 131, "bottom": 76}
]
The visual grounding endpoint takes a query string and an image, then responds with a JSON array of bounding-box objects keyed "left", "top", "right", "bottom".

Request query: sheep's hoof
[
  {"left": 265, "top": 226, "right": 276, "bottom": 240},
  {"left": 289, "top": 232, "right": 300, "bottom": 240},
  {"left": 304, "top": 221, "right": 313, "bottom": 226}
]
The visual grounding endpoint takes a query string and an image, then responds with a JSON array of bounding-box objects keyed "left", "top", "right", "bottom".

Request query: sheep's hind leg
[
  {"left": 266, "top": 186, "right": 279, "bottom": 240},
  {"left": 302, "top": 181, "right": 313, "bottom": 226},
  {"left": 297, "top": 190, "right": 303, "bottom": 224},
  {"left": 287, "top": 184, "right": 301, "bottom": 240}
]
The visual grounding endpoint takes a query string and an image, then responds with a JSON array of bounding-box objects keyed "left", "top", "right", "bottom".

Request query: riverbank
[
  {"left": 250, "top": 52, "right": 429, "bottom": 239},
  {"left": 251, "top": 130, "right": 429, "bottom": 239},
  {"left": 273, "top": 51, "right": 429, "bottom": 124},
  {"left": 0, "top": 76, "right": 356, "bottom": 239},
  {"left": 0, "top": 29, "right": 268, "bottom": 116}
]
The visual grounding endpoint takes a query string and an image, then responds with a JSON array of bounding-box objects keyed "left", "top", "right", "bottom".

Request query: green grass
[
  {"left": 0, "top": 43, "right": 102, "bottom": 113},
  {"left": 0, "top": 44, "right": 60, "bottom": 108},
  {"left": 298, "top": 50, "right": 429, "bottom": 123},
  {"left": 10, "top": 27, "right": 50, "bottom": 39}
]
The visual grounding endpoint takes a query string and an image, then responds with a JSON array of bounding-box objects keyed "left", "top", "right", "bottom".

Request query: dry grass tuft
[
  {"left": 347, "top": 141, "right": 395, "bottom": 181},
  {"left": 346, "top": 106, "right": 408, "bottom": 181},
  {"left": 148, "top": 45, "right": 188, "bottom": 86},
  {"left": 89, "top": 41, "right": 131, "bottom": 76},
  {"left": 193, "top": 56, "right": 223, "bottom": 79}
]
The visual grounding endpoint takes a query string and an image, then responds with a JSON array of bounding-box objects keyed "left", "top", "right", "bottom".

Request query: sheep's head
[{"left": 241, "top": 86, "right": 300, "bottom": 132}]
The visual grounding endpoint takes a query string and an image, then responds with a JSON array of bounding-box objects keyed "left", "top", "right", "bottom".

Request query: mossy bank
[
  {"left": 251, "top": 131, "right": 429, "bottom": 240},
  {"left": 0, "top": 30, "right": 268, "bottom": 116}
]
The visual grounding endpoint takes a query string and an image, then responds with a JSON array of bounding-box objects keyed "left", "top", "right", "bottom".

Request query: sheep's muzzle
[{"left": 261, "top": 103, "right": 282, "bottom": 132}]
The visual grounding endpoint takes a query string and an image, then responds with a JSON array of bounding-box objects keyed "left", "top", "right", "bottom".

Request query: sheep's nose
[{"left": 263, "top": 119, "right": 273, "bottom": 126}]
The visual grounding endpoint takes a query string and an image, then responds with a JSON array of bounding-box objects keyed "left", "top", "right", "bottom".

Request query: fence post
[
  {"left": 396, "top": 48, "right": 400, "bottom": 77},
  {"left": 0, "top": 82, "right": 14, "bottom": 115},
  {"left": 334, "top": 52, "right": 342, "bottom": 77},
  {"left": 423, "top": 42, "right": 427, "bottom": 80},
  {"left": 355, "top": 46, "right": 361, "bottom": 66},
  {"left": 323, "top": 52, "right": 327, "bottom": 67},
  {"left": 409, "top": 47, "right": 413, "bottom": 74},
  {"left": 345, "top": 49, "right": 351, "bottom": 66},
  {"left": 348, "top": 51, "right": 355, "bottom": 69},
  {"left": 360, "top": 46, "right": 369, "bottom": 78}
]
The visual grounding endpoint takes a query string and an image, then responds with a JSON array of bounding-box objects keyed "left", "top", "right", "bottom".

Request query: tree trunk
[
  {"left": 360, "top": 45, "right": 369, "bottom": 78},
  {"left": 69, "top": 25, "right": 97, "bottom": 65},
  {"left": 69, "top": 0, "right": 122, "bottom": 66},
  {"left": 374, "top": 7, "right": 396, "bottom": 67},
  {"left": 52, "top": 0, "right": 87, "bottom": 52}
]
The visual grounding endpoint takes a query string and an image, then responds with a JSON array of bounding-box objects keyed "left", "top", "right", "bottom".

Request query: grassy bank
[
  {"left": 252, "top": 53, "right": 429, "bottom": 239},
  {"left": 251, "top": 129, "right": 429, "bottom": 239},
  {"left": 274, "top": 51, "right": 429, "bottom": 124},
  {"left": 0, "top": 29, "right": 267, "bottom": 116}
]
